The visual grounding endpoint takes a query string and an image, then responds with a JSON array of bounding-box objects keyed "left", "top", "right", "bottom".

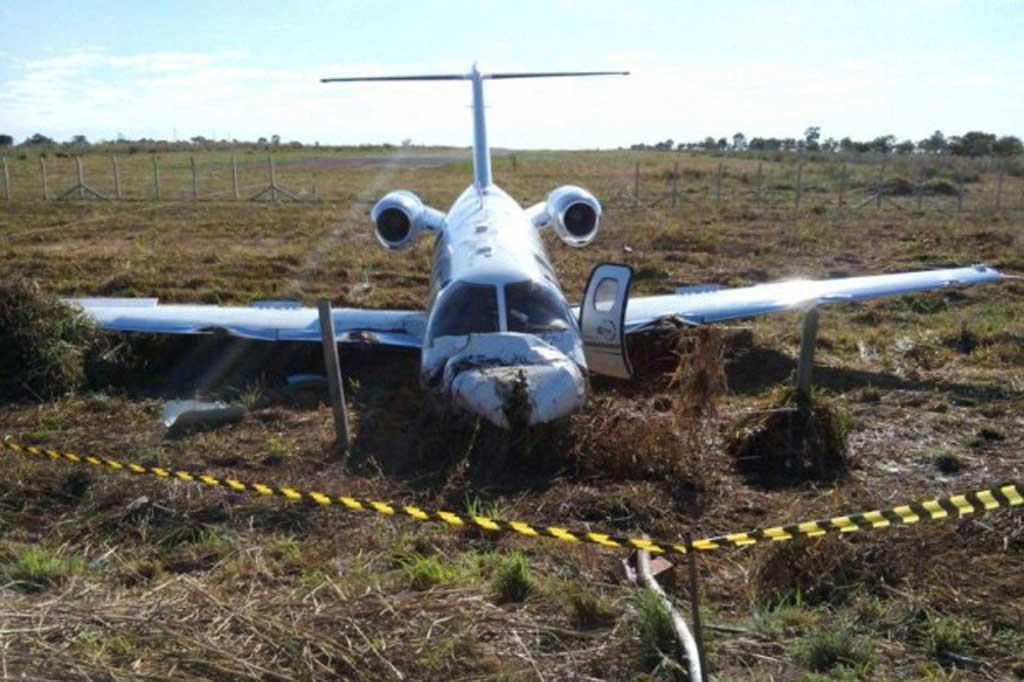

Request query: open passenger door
[{"left": 579, "top": 263, "right": 634, "bottom": 379}]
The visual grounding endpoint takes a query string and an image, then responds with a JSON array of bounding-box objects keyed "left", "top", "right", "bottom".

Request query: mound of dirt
[
  {"left": 0, "top": 281, "right": 117, "bottom": 401},
  {"left": 728, "top": 389, "right": 851, "bottom": 488}
]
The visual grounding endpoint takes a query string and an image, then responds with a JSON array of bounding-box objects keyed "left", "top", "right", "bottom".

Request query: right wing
[
  {"left": 623, "top": 265, "right": 1005, "bottom": 333},
  {"left": 70, "top": 298, "right": 425, "bottom": 348}
]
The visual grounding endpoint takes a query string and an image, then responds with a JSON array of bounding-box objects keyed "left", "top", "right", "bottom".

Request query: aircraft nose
[{"left": 450, "top": 362, "right": 586, "bottom": 429}]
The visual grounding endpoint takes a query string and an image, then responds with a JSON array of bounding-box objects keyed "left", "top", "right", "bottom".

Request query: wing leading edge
[
  {"left": 70, "top": 299, "right": 425, "bottom": 348},
  {"left": 623, "top": 265, "right": 1004, "bottom": 333}
]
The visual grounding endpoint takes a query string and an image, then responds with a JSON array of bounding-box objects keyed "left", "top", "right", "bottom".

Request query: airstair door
[{"left": 579, "top": 263, "right": 633, "bottom": 379}]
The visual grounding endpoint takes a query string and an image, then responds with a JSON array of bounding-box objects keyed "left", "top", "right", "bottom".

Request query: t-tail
[{"left": 321, "top": 65, "right": 628, "bottom": 189}]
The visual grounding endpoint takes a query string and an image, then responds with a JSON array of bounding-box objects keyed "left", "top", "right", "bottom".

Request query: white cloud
[{"left": 0, "top": 48, "right": 1020, "bottom": 147}]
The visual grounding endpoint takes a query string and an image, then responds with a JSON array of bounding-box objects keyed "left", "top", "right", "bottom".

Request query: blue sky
[{"left": 1, "top": 0, "right": 1021, "bottom": 148}]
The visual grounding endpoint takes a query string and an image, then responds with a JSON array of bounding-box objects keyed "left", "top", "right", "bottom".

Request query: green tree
[
  {"left": 895, "top": 139, "right": 916, "bottom": 154},
  {"left": 732, "top": 132, "right": 747, "bottom": 151},
  {"left": 0, "top": 134, "right": 12, "bottom": 147},
  {"left": 993, "top": 135, "right": 1023, "bottom": 157},
  {"left": 918, "top": 130, "right": 947, "bottom": 154},
  {"left": 702, "top": 136, "right": 716, "bottom": 151},
  {"left": 804, "top": 126, "right": 821, "bottom": 151},
  {"left": 25, "top": 133, "right": 54, "bottom": 145},
  {"left": 949, "top": 131, "right": 996, "bottom": 157}
]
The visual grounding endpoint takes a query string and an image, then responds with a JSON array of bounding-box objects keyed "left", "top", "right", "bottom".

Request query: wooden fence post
[
  {"left": 39, "top": 156, "right": 49, "bottom": 200},
  {"left": 317, "top": 300, "right": 350, "bottom": 452},
  {"left": 794, "top": 158, "right": 803, "bottom": 209},
  {"left": 153, "top": 156, "right": 161, "bottom": 200},
  {"left": 715, "top": 162, "right": 723, "bottom": 203},
  {"left": 915, "top": 163, "right": 925, "bottom": 211},
  {"left": 633, "top": 161, "right": 640, "bottom": 208},
  {"left": 190, "top": 155, "right": 198, "bottom": 200},
  {"left": 671, "top": 161, "right": 679, "bottom": 208},
  {"left": 837, "top": 164, "right": 847, "bottom": 210},
  {"left": 995, "top": 166, "right": 1005, "bottom": 212},
  {"left": 875, "top": 154, "right": 887, "bottom": 210},
  {"left": 1, "top": 155, "right": 9, "bottom": 202},
  {"left": 111, "top": 156, "right": 122, "bottom": 199},
  {"left": 796, "top": 307, "right": 820, "bottom": 399},
  {"left": 75, "top": 156, "right": 86, "bottom": 200},
  {"left": 231, "top": 155, "right": 240, "bottom": 200}
]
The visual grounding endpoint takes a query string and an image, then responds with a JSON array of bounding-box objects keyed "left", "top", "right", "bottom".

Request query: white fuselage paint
[{"left": 419, "top": 183, "right": 587, "bottom": 428}]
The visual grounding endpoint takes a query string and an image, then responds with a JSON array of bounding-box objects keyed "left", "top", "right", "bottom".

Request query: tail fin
[{"left": 322, "top": 66, "right": 628, "bottom": 189}]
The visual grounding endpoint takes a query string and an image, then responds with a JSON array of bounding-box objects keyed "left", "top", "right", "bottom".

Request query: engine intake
[
  {"left": 543, "top": 185, "right": 602, "bottom": 247},
  {"left": 370, "top": 191, "right": 444, "bottom": 250}
]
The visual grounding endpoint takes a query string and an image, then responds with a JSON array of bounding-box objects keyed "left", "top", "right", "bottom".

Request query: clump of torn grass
[
  {"left": 2, "top": 545, "right": 84, "bottom": 592},
  {"left": 728, "top": 387, "right": 852, "bottom": 488},
  {"left": 491, "top": 552, "right": 533, "bottom": 604},
  {"left": 631, "top": 587, "right": 678, "bottom": 670},
  {"left": 0, "top": 280, "right": 118, "bottom": 401},
  {"left": 796, "top": 623, "right": 875, "bottom": 675}
]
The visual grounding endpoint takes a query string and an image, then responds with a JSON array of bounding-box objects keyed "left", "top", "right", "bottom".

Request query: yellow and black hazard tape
[{"left": 1, "top": 439, "right": 1021, "bottom": 556}]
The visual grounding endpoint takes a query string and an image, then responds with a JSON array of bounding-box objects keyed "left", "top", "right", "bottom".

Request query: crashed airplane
[{"left": 73, "top": 65, "right": 1008, "bottom": 428}]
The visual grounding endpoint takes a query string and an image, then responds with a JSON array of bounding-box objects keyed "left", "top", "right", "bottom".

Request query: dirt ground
[{"left": 1, "top": 148, "right": 1022, "bottom": 680}]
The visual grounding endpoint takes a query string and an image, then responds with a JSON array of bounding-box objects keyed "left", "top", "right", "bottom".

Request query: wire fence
[{"left": 2, "top": 150, "right": 1022, "bottom": 216}]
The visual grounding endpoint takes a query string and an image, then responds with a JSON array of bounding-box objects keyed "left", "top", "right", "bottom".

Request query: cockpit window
[
  {"left": 426, "top": 281, "right": 499, "bottom": 344},
  {"left": 505, "top": 280, "right": 576, "bottom": 334}
]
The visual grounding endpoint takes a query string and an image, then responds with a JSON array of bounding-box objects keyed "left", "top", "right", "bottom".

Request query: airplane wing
[
  {"left": 623, "top": 265, "right": 1005, "bottom": 333},
  {"left": 69, "top": 298, "right": 425, "bottom": 348}
]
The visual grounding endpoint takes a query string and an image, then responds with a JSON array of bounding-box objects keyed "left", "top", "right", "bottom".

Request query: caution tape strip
[{"left": 1, "top": 440, "right": 1021, "bottom": 556}]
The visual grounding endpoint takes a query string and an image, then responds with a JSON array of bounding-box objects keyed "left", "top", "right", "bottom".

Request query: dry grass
[{"left": 1, "top": 147, "right": 1023, "bottom": 679}]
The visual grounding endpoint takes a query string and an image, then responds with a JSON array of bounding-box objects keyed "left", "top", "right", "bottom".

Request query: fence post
[
  {"left": 75, "top": 156, "right": 86, "bottom": 200},
  {"left": 633, "top": 161, "right": 640, "bottom": 208},
  {"left": 671, "top": 161, "right": 679, "bottom": 208},
  {"left": 715, "top": 162, "right": 723, "bottom": 203},
  {"left": 111, "top": 156, "right": 122, "bottom": 200},
  {"left": 1, "top": 155, "right": 9, "bottom": 202},
  {"left": 837, "top": 164, "right": 847, "bottom": 210},
  {"left": 317, "top": 300, "right": 350, "bottom": 453},
  {"left": 40, "top": 156, "right": 49, "bottom": 200},
  {"left": 190, "top": 155, "right": 198, "bottom": 200},
  {"left": 231, "top": 155, "right": 240, "bottom": 200},
  {"left": 796, "top": 307, "right": 820, "bottom": 399},
  {"left": 794, "top": 158, "right": 803, "bottom": 209},
  {"left": 875, "top": 154, "right": 887, "bottom": 210},
  {"left": 153, "top": 156, "right": 161, "bottom": 200},
  {"left": 915, "top": 163, "right": 925, "bottom": 211},
  {"left": 995, "top": 165, "right": 1005, "bottom": 212}
]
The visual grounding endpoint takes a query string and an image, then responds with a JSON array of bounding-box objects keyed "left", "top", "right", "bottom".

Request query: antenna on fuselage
[{"left": 321, "top": 66, "right": 629, "bottom": 190}]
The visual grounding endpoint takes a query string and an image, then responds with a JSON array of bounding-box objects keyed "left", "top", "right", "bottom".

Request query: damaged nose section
[
  {"left": 441, "top": 333, "right": 586, "bottom": 429},
  {"left": 451, "top": 362, "right": 586, "bottom": 429}
]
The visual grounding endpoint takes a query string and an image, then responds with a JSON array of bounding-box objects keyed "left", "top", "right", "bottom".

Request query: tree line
[{"left": 630, "top": 128, "right": 1024, "bottom": 158}]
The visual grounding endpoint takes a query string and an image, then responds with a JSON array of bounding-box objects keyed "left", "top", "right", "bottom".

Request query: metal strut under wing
[
  {"left": 621, "top": 264, "right": 1005, "bottom": 333},
  {"left": 69, "top": 299, "right": 426, "bottom": 348}
]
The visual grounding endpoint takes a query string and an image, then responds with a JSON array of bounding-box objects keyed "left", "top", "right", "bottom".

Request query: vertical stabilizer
[{"left": 469, "top": 64, "right": 491, "bottom": 188}]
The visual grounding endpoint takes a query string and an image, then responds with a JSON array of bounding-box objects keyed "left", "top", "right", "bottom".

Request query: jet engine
[
  {"left": 370, "top": 190, "right": 445, "bottom": 251},
  {"left": 543, "top": 185, "right": 602, "bottom": 247}
]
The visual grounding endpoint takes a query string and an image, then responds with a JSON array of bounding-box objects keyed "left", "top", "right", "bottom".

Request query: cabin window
[
  {"left": 426, "top": 282, "right": 499, "bottom": 344},
  {"left": 505, "top": 280, "right": 576, "bottom": 334},
  {"left": 593, "top": 278, "right": 618, "bottom": 312}
]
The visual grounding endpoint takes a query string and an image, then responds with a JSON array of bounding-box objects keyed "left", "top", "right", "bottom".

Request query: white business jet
[{"left": 73, "top": 65, "right": 1006, "bottom": 428}]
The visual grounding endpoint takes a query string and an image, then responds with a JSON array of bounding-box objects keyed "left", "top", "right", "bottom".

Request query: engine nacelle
[
  {"left": 370, "top": 190, "right": 444, "bottom": 251},
  {"left": 542, "top": 185, "right": 602, "bottom": 248}
]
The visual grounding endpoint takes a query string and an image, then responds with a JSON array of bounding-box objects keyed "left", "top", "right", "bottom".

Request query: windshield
[
  {"left": 426, "top": 281, "right": 499, "bottom": 344},
  {"left": 505, "top": 280, "right": 576, "bottom": 334}
]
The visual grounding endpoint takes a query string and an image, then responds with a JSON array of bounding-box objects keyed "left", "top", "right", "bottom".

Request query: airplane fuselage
[{"left": 419, "top": 184, "right": 588, "bottom": 428}]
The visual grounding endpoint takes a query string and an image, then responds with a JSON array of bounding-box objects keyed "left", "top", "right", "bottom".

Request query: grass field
[{"left": 1, "top": 148, "right": 1023, "bottom": 680}]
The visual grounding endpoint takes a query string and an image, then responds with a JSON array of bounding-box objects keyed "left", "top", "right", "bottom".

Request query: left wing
[
  {"left": 624, "top": 265, "right": 1005, "bottom": 333},
  {"left": 70, "top": 298, "right": 425, "bottom": 348}
]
